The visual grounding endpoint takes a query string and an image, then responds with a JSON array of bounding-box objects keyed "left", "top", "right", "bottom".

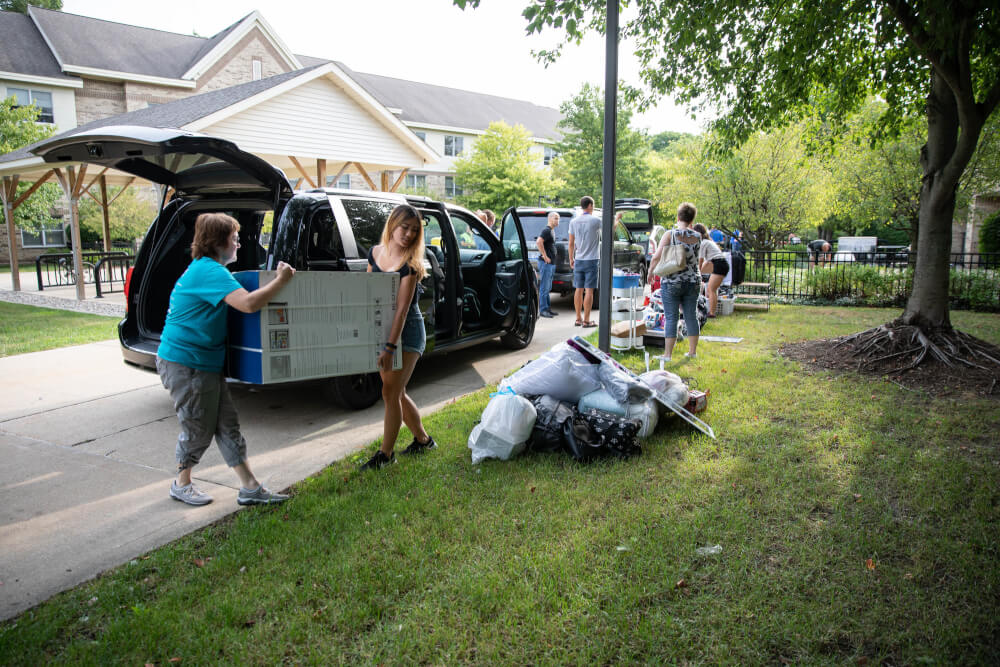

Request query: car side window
[
  {"left": 341, "top": 199, "right": 396, "bottom": 256},
  {"left": 501, "top": 214, "right": 523, "bottom": 260},
  {"left": 614, "top": 222, "right": 630, "bottom": 243},
  {"left": 307, "top": 209, "right": 344, "bottom": 262},
  {"left": 451, "top": 216, "right": 492, "bottom": 251}
]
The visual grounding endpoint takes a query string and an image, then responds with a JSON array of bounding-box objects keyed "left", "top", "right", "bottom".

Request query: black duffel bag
[{"left": 527, "top": 395, "right": 576, "bottom": 453}]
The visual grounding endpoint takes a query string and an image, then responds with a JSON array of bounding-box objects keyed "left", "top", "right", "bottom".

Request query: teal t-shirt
[{"left": 157, "top": 257, "right": 242, "bottom": 371}]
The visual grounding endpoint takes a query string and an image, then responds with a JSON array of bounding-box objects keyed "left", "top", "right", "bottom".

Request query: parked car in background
[
  {"left": 614, "top": 198, "right": 656, "bottom": 262},
  {"left": 34, "top": 126, "right": 537, "bottom": 409},
  {"left": 505, "top": 205, "right": 647, "bottom": 297}
]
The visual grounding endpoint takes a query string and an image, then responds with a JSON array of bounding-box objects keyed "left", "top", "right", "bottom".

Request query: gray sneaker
[
  {"left": 170, "top": 481, "right": 213, "bottom": 506},
  {"left": 237, "top": 485, "right": 289, "bottom": 506}
]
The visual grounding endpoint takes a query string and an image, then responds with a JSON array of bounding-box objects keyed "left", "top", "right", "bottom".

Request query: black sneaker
[
  {"left": 361, "top": 450, "right": 396, "bottom": 470},
  {"left": 402, "top": 435, "right": 437, "bottom": 455}
]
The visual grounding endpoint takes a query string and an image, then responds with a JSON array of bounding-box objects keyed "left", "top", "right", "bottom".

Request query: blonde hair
[
  {"left": 380, "top": 204, "right": 427, "bottom": 281},
  {"left": 191, "top": 213, "right": 239, "bottom": 260}
]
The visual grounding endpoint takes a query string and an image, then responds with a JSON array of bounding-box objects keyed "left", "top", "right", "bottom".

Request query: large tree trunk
[{"left": 900, "top": 69, "right": 962, "bottom": 331}]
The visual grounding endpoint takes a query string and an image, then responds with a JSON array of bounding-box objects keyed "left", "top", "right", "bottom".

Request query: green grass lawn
[
  {"left": 0, "top": 301, "right": 119, "bottom": 357},
  {"left": 2, "top": 306, "right": 998, "bottom": 664}
]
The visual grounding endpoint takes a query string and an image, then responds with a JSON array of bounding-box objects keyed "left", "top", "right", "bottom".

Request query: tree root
[{"left": 833, "top": 322, "right": 1000, "bottom": 374}]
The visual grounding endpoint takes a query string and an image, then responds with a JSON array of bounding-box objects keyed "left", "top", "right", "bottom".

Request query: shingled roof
[
  {"left": 350, "top": 70, "right": 562, "bottom": 141},
  {"left": 0, "top": 67, "right": 320, "bottom": 165},
  {"left": 0, "top": 11, "right": 75, "bottom": 81}
]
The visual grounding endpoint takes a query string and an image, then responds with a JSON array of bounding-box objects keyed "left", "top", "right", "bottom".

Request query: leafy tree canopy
[
  {"left": 453, "top": 121, "right": 555, "bottom": 212},
  {"left": 78, "top": 187, "right": 156, "bottom": 243},
  {"left": 650, "top": 130, "right": 691, "bottom": 153},
  {"left": 2, "top": 97, "right": 58, "bottom": 231},
  {"left": 0, "top": 0, "right": 61, "bottom": 12},
  {"left": 1, "top": 96, "right": 53, "bottom": 154},
  {"left": 551, "top": 83, "right": 655, "bottom": 205}
]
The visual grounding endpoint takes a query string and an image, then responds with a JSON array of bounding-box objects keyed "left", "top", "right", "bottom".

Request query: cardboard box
[
  {"left": 227, "top": 271, "right": 401, "bottom": 384},
  {"left": 685, "top": 389, "right": 708, "bottom": 413},
  {"left": 610, "top": 320, "right": 647, "bottom": 337}
]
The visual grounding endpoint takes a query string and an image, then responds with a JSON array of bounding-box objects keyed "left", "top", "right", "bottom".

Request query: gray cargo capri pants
[{"left": 156, "top": 357, "right": 248, "bottom": 471}]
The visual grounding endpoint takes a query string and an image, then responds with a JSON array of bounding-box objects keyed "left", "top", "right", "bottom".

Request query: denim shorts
[
  {"left": 573, "top": 258, "right": 599, "bottom": 289},
  {"left": 400, "top": 304, "right": 426, "bottom": 355}
]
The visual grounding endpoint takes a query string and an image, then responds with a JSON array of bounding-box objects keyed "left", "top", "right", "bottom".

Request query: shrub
[
  {"left": 949, "top": 268, "right": 1000, "bottom": 311},
  {"left": 979, "top": 210, "right": 1000, "bottom": 254},
  {"left": 804, "top": 264, "right": 910, "bottom": 305}
]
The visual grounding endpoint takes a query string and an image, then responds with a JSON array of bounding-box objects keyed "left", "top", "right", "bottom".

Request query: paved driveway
[{"left": 0, "top": 293, "right": 585, "bottom": 620}]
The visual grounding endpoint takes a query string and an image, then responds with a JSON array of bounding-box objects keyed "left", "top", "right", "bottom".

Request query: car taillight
[{"left": 124, "top": 266, "right": 134, "bottom": 309}]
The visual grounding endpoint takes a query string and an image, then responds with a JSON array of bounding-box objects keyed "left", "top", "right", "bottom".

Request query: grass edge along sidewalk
[
  {"left": 1, "top": 306, "right": 998, "bottom": 664},
  {"left": 0, "top": 301, "right": 119, "bottom": 357}
]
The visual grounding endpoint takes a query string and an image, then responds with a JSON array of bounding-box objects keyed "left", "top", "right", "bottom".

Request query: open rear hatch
[
  {"left": 32, "top": 126, "right": 293, "bottom": 364},
  {"left": 32, "top": 125, "right": 292, "bottom": 201}
]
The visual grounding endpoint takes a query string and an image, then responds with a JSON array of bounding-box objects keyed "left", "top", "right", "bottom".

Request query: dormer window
[{"left": 6, "top": 87, "right": 54, "bottom": 123}]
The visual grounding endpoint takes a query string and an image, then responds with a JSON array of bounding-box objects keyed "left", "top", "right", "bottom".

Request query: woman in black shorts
[
  {"left": 693, "top": 223, "right": 729, "bottom": 317},
  {"left": 362, "top": 204, "right": 436, "bottom": 469}
]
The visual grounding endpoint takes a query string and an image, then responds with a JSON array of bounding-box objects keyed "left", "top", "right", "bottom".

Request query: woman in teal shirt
[{"left": 157, "top": 212, "right": 295, "bottom": 506}]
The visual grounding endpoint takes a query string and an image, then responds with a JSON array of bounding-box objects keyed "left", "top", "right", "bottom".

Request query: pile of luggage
[
  {"left": 643, "top": 288, "right": 711, "bottom": 337},
  {"left": 468, "top": 340, "right": 692, "bottom": 464}
]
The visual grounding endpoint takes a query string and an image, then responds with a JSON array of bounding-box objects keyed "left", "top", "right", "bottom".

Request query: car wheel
[
  {"left": 325, "top": 372, "right": 382, "bottom": 410},
  {"left": 638, "top": 262, "right": 648, "bottom": 286}
]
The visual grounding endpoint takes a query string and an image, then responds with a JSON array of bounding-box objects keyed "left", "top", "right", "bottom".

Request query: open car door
[{"left": 495, "top": 207, "right": 538, "bottom": 343}]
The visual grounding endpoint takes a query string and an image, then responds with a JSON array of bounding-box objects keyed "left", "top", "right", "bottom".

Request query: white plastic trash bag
[
  {"left": 628, "top": 398, "right": 659, "bottom": 439},
  {"left": 639, "top": 370, "right": 684, "bottom": 393},
  {"left": 468, "top": 388, "right": 537, "bottom": 464},
  {"left": 577, "top": 390, "right": 660, "bottom": 440},
  {"left": 639, "top": 370, "right": 689, "bottom": 414},
  {"left": 500, "top": 341, "right": 600, "bottom": 402}
]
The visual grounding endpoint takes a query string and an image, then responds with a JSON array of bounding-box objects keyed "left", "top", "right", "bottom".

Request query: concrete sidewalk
[
  {"left": 0, "top": 268, "right": 126, "bottom": 317},
  {"left": 0, "top": 293, "right": 581, "bottom": 620}
]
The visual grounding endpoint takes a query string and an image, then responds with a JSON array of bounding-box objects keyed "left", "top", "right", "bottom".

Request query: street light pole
[{"left": 598, "top": 0, "right": 618, "bottom": 351}]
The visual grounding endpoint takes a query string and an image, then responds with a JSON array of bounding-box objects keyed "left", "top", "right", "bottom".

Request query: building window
[
  {"left": 405, "top": 174, "right": 427, "bottom": 190},
  {"left": 414, "top": 131, "right": 426, "bottom": 142},
  {"left": 445, "top": 176, "right": 462, "bottom": 198},
  {"left": 326, "top": 173, "right": 350, "bottom": 188},
  {"left": 252, "top": 58, "right": 263, "bottom": 81},
  {"left": 543, "top": 146, "right": 557, "bottom": 166},
  {"left": 7, "top": 87, "right": 54, "bottom": 123},
  {"left": 444, "top": 135, "right": 464, "bottom": 157},
  {"left": 21, "top": 226, "right": 65, "bottom": 248}
]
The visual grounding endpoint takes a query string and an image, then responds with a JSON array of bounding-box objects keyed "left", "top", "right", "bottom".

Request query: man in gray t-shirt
[{"left": 568, "top": 195, "right": 602, "bottom": 326}]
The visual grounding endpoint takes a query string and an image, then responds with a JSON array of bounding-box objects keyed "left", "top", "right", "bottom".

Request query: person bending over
[{"left": 693, "top": 223, "right": 729, "bottom": 318}]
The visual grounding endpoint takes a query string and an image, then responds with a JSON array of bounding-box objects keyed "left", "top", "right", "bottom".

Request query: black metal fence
[
  {"left": 739, "top": 250, "right": 1000, "bottom": 311},
  {"left": 93, "top": 254, "right": 132, "bottom": 298},
  {"left": 35, "top": 252, "right": 131, "bottom": 294}
]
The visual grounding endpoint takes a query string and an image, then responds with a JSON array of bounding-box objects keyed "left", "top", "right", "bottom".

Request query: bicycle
[{"left": 58, "top": 257, "right": 96, "bottom": 286}]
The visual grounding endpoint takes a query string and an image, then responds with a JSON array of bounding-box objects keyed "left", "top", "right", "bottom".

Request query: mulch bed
[{"left": 780, "top": 336, "right": 1000, "bottom": 400}]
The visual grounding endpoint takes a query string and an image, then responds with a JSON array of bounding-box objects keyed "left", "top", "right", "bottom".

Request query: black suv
[
  {"left": 506, "top": 205, "right": 647, "bottom": 297},
  {"left": 33, "top": 126, "right": 537, "bottom": 409}
]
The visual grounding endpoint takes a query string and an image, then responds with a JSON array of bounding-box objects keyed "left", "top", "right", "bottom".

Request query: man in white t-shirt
[{"left": 568, "top": 195, "right": 602, "bottom": 327}]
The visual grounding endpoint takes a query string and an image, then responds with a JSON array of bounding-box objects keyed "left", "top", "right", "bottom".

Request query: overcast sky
[{"left": 61, "top": 0, "right": 710, "bottom": 135}]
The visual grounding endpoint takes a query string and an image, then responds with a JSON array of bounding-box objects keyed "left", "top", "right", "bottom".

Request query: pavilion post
[
  {"left": 100, "top": 175, "right": 111, "bottom": 252},
  {"left": 2, "top": 176, "right": 21, "bottom": 291}
]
